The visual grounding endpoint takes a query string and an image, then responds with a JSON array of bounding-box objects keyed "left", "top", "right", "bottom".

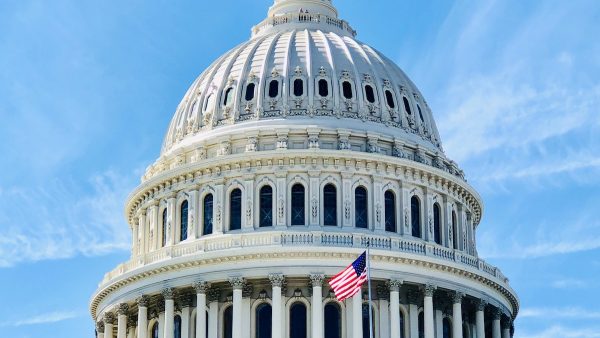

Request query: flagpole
[{"left": 366, "top": 240, "right": 374, "bottom": 338}]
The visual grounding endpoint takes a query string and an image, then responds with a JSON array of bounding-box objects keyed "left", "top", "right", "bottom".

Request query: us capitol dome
[{"left": 91, "top": 1, "right": 519, "bottom": 338}]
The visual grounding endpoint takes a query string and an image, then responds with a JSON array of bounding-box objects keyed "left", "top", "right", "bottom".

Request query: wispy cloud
[
  {"left": 517, "top": 325, "right": 600, "bottom": 338},
  {"left": 0, "top": 311, "right": 79, "bottom": 327},
  {"left": 0, "top": 170, "right": 137, "bottom": 267},
  {"left": 520, "top": 307, "right": 600, "bottom": 320},
  {"left": 551, "top": 278, "right": 589, "bottom": 289}
]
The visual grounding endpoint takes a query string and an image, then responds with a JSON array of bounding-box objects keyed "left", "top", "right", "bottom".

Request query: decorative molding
[
  {"left": 450, "top": 291, "right": 464, "bottom": 304},
  {"left": 424, "top": 284, "right": 437, "bottom": 297},
  {"left": 387, "top": 279, "right": 403, "bottom": 292},
  {"left": 268, "top": 274, "right": 285, "bottom": 288},
  {"left": 193, "top": 281, "right": 209, "bottom": 294},
  {"left": 161, "top": 287, "right": 176, "bottom": 300},
  {"left": 136, "top": 295, "right": 150, "bottom": 308},
  {"left": 229, "top": 277, "right": 245, "bottom": 290},
  {"left": 117, "top": 303, "right": 129, "bottom": 316},
  {"left": 309, "top": 274, "right": 325, "bottom": 287},
  {"left": 103, "top": 312, "right": 115, "bottom": 325}
]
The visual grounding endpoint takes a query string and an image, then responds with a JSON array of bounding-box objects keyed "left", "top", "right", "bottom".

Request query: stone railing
[
  {"left": 252, "top": 12, "right": 356, "bottom": 37},
  {"left": 102, "top": 230, "right": 510, "bottom": 288}
]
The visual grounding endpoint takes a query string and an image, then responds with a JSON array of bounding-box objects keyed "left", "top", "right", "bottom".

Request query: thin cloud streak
[
  {"left": 517, "top": 326, "right": 600, "bottom": 338},
  {"left": 520, "top": 307, "right": 600, "bottom": 320},
  {"left": 0, "top": 311, "right": 79, "bottom": 327}
]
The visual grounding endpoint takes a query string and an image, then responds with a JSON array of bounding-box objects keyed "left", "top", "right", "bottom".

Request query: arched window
[
  {"left": 291, "top": 184, "right": 305, "bottom": 226},
  {"left": 180, "top": 200, "right": 189, "bottom": 242},
  {"left": 342, "top": 81, "right": 353, "bottom": 99},
  {"left": 418, "top": 312, "right": 425, "bottom": 338},
  {"left": 385, "top": 90, "right": 395, "bottom": 108},
  {"left": 260, "top": 186, "right": 273, "bottom": 227},
  {"left": 443, "top": 317, "right": 452, "bottom": 338},
  {"left": 403, "top": 97, "right": 412, "bottom": 115},
  {"left": 223, "top": 306, "right": 233, "bottom": 338},
  {"left": 452, "top": 211, "right": 458, "bottom": 250},
  {"left": 362, "top": 303, "right": 375, "bottom": 338},
  {"left": 433, "top": 203, "right": 441, "bottom": 245},
  {"left": 323, "top": 184, "right": 337, "bottom": 226},
  {"left": 203, "top": 194, "right": 213, "bottom": 236},
  {"left": 255, "top": 303, "right": 272, "bottom": 338},
  {"left": 223, "top": 87, "right": 233, "bottom": 106},
  {"left": 365, "top": 85, "right": 376, "bottom": 103},
  {"left": 293, "top": 79, "right": 304, "bottom": 97},
  {"left": 289, "top": 302, "right": 307, "bottom": 338},
  {"left": 268, "top": 80, "right": 279, "bottom": 98},
  {"left": 245, "top": 83, "right": 256, "bottom": 101},
  {"left": 230, "top": 189, "right": 242, "bottom": 231},
  {"left": 385, "top": 190, "right": 396, "bottom": 232},
  {"left": 417, "top": 104, "right": 425, "bottom": 122},
  {"left": 411, "top": 196, "right": 421, "bottom": 238},
  {"left": 152, "top": 322, "right": 159, "bottom": 338},
  {"left": 162, "top": 208, "right": 168, "bottom": 247},
  {"left": 355, "top": 187, "right": 368, "bottom": 229},
  {"left": 174, "top": 315, "right": 182, "bottom": 338},
  {"left": 318, "top": 79, "right": 329, "bottom": 97},
  {"left": 324, "top": 303, "right": 342, "bottom": 338}
]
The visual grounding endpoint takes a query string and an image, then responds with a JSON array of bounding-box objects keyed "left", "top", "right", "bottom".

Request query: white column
[
  {"left": 408, "top": 292, "right": 419, "bottom": 338},
  {"left": 166, "top": 196, "right": 176, "bottom": 246},
  {"left": 452, "top": 292, "right": 464, "bottom": 338},
  {"left": 139, "top": 210, "right": 147, "bottom": 256},
  {"left": 229, "top": 277, "right": 245, "bottom": 338},
  {"left": 424, "top": 285, "right": 436, "bottom": 338},
  {"left": 346, "top": 296, "right": 354, "bottom": 338},
  {"left": 189, "top": 190, "right": 199, "bottom": 240},
  {"left": 269, "top": 274, "right": 285, "bottom": 338},
  {"left": 502, "top": 321, "right": 511, "bottom": 338},
  {"left": 389, "top": 280, "right": 402, "bottom": 338},
  {"left": 310, "top": 274, "right": 325, "bottom": 338},
  {"left": 104, "top": 313, "right": 115, "bottom": 338},
  {"left": 159, "top": 312, "right": 165, "bottom": 338},
  {"left": 379, "top": 288, "right": 390, "bottom": 338},
  {"left": 163, "top": 288, "right": 175, "bottom": 338},
  {"left": 208, "top": 290, "right": 219, "bottom": 338},
  {"left": 242, "top": 296, "right": 251, "bottom": 338},
  {"left": 352, "top": 290, "right": 363, "bottom": 338},
  {"left": 137, "top": 296, "right": 149, "bottom": 338},
  {"left": 181, "top": 300, "right": 191, "bottom": 338},
  {"left": 132, "top": 218, "right": 139, "bottom": 256},
  {"left": 97, "top": 322, "right": 106, "bottom": 338},
  {"left": 492, "top": 309, "right": 502, "bottom": 338},
  {"left": 435, "top": 309, "right": 443, "bottom": 338},
  {"left": 476, "top": 300, "right": 486, "bottom": 338},
  {"left": 193, "top": 281, "right": 209, "bottom": 338},
  {"left": 117, "top": 304, "right": 129, "bottom": 338}
]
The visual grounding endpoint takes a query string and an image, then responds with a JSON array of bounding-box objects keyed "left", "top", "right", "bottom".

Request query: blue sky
[{"left": 0, "top": 0, "right": 598, "bottom": 337}]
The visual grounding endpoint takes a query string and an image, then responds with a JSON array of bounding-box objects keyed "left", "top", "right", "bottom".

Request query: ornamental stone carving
[
  {"left": 309, "top": 274, "right": 325, "bottom": 287},
  {"left": 269, "top": 274, "right": 285, "bottom": 288},
  {"left": 103, "top": 312, "right": 115, "bottom": 325},
  {"left": 243, "top": 283, "right": 254, "bottom": 298},
  {"left": 493, "top": 307, "right": 503, "bottom": 320},
  {"left": 96, "top": 321, "right": 105, "bottom": 333},
  {"left": 476, "top": 299, "right": 488, "bottom": 311},
  {"left": 136, "top": 295, "right": 150, "bottom": 308},
  {"left": 451, "top": 291, "right": 464, "bottom": 304},
  {"left": 161, "top": 287, "right": 176, "bottom": 300},
  {"left": 387, "top": 279, "right": 403, "bottom": 292},
  {"left": 193, "top": 281, "right": 209, "bottom": 294},
  {"left": 117, "top": 303, "right": 129, "bottom": 316},
  {"left": 424, "top": 284, "right": 437, "bottom": 297},
  {"left": 207, "top": 288, "right": 221, "bottom": 303},
  {"left": 229, "top": 277, "right": 246, "bottom": 290}
]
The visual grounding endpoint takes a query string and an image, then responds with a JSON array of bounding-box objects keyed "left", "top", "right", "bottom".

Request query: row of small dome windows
[
  {"left": 203, "top": 79, "right": 426, "bottom": 121},
  {"left": 161, "top": 184, "right": 460, "bottom": 250}
]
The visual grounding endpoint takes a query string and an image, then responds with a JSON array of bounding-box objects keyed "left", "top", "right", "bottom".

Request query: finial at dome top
[{"left": 268, "top": 0, "right": 338, "bottom": 18}]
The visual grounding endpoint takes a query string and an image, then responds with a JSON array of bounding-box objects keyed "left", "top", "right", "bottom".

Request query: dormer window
[
  {"left": 365, "top": 85, "right": 376, "bottom": 103},
  {"left": 403, "top": 97, "right": 412, "bottom": 115},
  {"left": 245, "top": 83, "right": 256, "bottom": 101},
  {"left": 268, "top": 80, "right": 279, "bottom": 98},
  {"left": 342, "top": 81, "right": 353, "bottom": 99},
  {"left": 293, "top": 79, "right": 304, "bottom": 96},
  {"left": 318, "top": 79, "right": 329, "bottom": 97},
  {"left": 385, "top": 90, "right": 395, "bottom": 108}
]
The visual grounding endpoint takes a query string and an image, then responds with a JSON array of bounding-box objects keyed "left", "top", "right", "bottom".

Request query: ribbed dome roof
[{"left": 161, "top": 0, "right": 444, "bottom": 158}]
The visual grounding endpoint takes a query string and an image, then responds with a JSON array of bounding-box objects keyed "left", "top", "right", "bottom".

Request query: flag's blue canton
[{"left": 352, "top": 252, "right": 367, "bottom": 277}]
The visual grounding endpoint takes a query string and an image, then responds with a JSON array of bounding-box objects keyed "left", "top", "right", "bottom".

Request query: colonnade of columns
[{"left": 95, "top": 278, "right": 513, "bottom": 338}]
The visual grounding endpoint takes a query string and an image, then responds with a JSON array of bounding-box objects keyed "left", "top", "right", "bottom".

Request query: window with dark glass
[
  {"left": 260, "top": 186, "right": 273, "bottom": 227},
  {"left": 223, "top": 87, "right": 233, "bottom": 106},
  {"left": 318, "top": 79, "right": 329, "bottom": 97},
  {"left": 324, "top": 303, "right": 342, "bottom": 338},
  {"left": 174, "top": 315, "right": 182, "bottom": 338},
  {"left": 385, "top": 90, "right": 395, "bottom": 108},
  {"left": 152, "top": 322, "right": 159, "bottom": 338},
  {"left": 411, "top": 196, "right": 421, "bottom": 238},
  {"left": 385, "top": 191, "right": 396, "bottom": 232},
  {"left": 443, "top": 318, "right": 452, "bottom": 338},
  {"left": 245, "top": 83, "right": 256, "bottom": 101},
  {"left": 355, "top": 187, "right": 368, "bottom": 229},
  {"left": 293, "top": 79, "right": 304, "bottom": 97},
  {"left": 323, "top": 184, "right": 337, "bottom": 226},
  {"left": 268, "top": 80, "right": 279, "bottom": 98},
  {"left": 289, "top": 302, "right": 307, "bottom": 338},
  {"left": 362, "top": 303, "right": 375, "bottom": 338},
  {"left": 403, "top": 97, "right": 412, "bottom": 115},
  {"left": 342, "top": 81, "right": 353, "bottom": 99},
  {"left": 452, "top": 211, "right": 458, "bottom": 249},
  {"left": 255, "top": 303, "right": 272, "bottom": 338},
  {"left": 180, "top": 200, "right": 188, "bottom": 241},
  {"left": 230, "top": 189, "right": 242, "bottom": 231},
  {"left": 203, "top": 194, "right": 213, "bottom": 235},
  {"left": 433, "top": 203, "right": 441, "bottom": 245},
  {"left": 223, "top": 306, "right": 233, "bottom": 338},
  {"left": 291, "top": 184, "right": 305, "bottom": 226},
  {"left": 417, "top": 104, "right": 424, "bottom": 122},
  {"left": 365, "top": 85, "right": 376, "bottom": 103},
  {"left": 162, "top": 209, "right": 168, "bottom": 247}
]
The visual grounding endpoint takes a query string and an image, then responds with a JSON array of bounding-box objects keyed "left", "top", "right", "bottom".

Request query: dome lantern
[{"left": 268, "top": 0, "right": 338, "bottom": 18}]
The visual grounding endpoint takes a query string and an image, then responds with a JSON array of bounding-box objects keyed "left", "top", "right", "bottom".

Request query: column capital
[
  {"left": 502, "top": 319, "right": 512, "bottom": 330},
  {"left": 117, "top": 303, "right": 129, "bottom": 316},
  {"left": 450, "top": 291, "right": 464, "bottom": 304},
  {"left": 207, "top": 288, "right": 221, "bottom": 302},
  {"left": 493, "top": 307, "right": 503, "bottom": 320},
  {"left": 136, "top": 295, "right": 150, "bottom": 308},
  {"left": 269, "top": 274, "right": 286, "bottom": 287},
  {"left": 309, "top": 274, "right": 325, "bottom": 287},
  {"left": 387, "top": 279, "right": 403, "bottom": 292},
  {"left": 103, "top": 312, "right": 116, "bottom": 325},
  {"left": 423, "top": 284, "right": 437, "bottom": 297},
  {"left": 229, "top": 277, "right": 246, "bottom": 290},
  {"left": 243, "top": 283, "right": 254, "bottom": 298},
  {"left": 96, "top": 321, "right": 105, "bottom": 333},
  {"left": 476, "top": 299, "right": 488, "bottom": 311},
  {"left": 193, "top": 281, "right": 209, "bottom": 294},
  {"left": 162, "top": 287, "right": 176, "bottom": 300}
]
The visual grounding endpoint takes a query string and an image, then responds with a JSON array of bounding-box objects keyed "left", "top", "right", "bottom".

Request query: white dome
[{"left": 161, "top": 1, "right": 445, "bottom": 162}]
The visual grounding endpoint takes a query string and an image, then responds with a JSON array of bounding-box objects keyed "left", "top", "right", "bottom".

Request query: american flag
[{"left": 328, "top": 251, "right": 368, "bottom": 301}]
